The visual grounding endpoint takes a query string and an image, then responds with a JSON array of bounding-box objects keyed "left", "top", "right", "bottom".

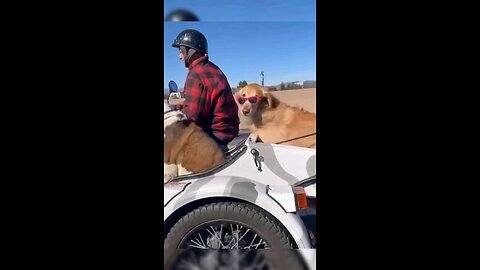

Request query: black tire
[
  {"left": 164, "top": 201, "right": 293, "bottom": 249},
  {"left": 164, "top": 201, "right": 307, "bottom": 270}
]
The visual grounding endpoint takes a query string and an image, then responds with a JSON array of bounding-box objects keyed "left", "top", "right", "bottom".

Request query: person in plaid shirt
[{"left": 172, "top": 29, "right": 240, "bottom": 148}]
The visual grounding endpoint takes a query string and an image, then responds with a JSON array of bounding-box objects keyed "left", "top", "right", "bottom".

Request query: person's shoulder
[
  {"left": 186, "top": 68, "right": 201, "bottom": 80},
  {"left": 206, "top": 60, "right": 222, "bottom": 71},
  {"left": 190, "top": 62, "right": 209, "bottom": 74},
  {"left": 206, "top": 62, "right": 227, "bottom": 79},
  {"left": 192, "top": 62, "right": 223, "bottom": 78}
]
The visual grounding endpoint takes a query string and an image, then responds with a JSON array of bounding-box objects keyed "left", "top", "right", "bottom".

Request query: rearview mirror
[
  {"left": 168, "top": 80, "right": 178, "bottom": 92},
  {"left": 167, "top": 80, "right": 185, "bottom": 106}
]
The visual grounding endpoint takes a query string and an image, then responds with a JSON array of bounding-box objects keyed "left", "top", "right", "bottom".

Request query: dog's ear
[
  {"left": 233, "top": 91, "right": 241, "bottom": 106},
  {"left": 263, "top": 91, "right": 280, "bottom": 109},
  {"left": 234, "top": 89, "right": 242, "bottom": 98}
]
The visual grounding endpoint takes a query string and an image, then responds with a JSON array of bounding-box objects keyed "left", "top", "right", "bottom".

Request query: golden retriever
[{"left": 235, "top": 84, "right": 316, "bottom": 148}]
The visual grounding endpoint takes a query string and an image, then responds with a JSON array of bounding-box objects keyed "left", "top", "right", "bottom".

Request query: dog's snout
[{"left": 242, "top": 108, "right": 250, "bottom": 115}]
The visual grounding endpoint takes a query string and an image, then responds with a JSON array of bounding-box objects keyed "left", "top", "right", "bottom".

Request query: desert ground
[{"left": 270, "top": 88, "right": 316, "bottom": 113}]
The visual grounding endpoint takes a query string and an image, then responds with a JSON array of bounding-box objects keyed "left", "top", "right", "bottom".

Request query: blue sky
[
  {"left": 164, "top": 22, "right": 316, "bottom": 90},
  {"left": 164, "top": 0, "right": 316, "bottom": 22}
]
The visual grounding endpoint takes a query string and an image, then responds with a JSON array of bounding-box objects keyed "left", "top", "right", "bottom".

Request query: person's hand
[{"left": 168, "top": 98, "right": 185, "bottom": 110}]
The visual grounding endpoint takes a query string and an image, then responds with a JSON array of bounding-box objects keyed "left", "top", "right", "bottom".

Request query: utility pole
[{"left": 260, "top": 71, "right": 264, "bottom": 87}]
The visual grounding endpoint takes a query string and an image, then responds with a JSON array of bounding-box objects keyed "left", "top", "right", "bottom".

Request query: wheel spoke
[
  {"left": 251, "top": 239, "right": 265, "bottom": 249},
  {"left": 189, "top": 238, "right": 207, "bottom": 249},
  {"left": 235, "top": 224, "right": 239, "bottom": 249},
  {"left": 219, "top": 224, "right": 223, "bottom": 243},
  {"left": 181, "top": 221, "right": 269, "bottom": 250},
  {"left": 198, "top": 233, "right": 207, "bottom": 248},
  {"left": 246, "top": 233, "right": 258, "bottom": 249},
  {"left": 238, "top": 228, "right": 250, "bottom": 243},
  {"left": 207, "top": 226, "right": 226, "bottom": 248}
]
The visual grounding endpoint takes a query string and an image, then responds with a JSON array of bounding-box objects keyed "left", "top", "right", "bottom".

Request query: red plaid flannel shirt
[{"left": 182, "top": 55, "right": 240, "bottom": 144}]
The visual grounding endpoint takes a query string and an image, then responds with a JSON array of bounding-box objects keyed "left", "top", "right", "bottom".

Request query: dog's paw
[
  {"left": 164, "top": 163, "right": 178, "bottom": 184},
  {"left": 164, "top": 173, "right": 176, "bottom": 184}
]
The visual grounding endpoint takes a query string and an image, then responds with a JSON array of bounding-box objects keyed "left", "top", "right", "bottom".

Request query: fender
[
  {"left": 164, "top": 181, "right": 191, "bottom": 207},
  {"left": 164, "top": 175, "right": 312, "bottom": 248}
]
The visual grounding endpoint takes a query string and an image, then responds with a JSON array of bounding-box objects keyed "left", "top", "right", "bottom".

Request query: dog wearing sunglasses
[
  {"left": 164, "top": 102, "right": 226, "bottom": 183},
  {"left": 235, "top": 83, "right": 316, "bottom": 148}
]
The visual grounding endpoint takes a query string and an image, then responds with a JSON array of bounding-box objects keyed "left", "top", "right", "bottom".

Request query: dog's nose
[{"left": 242, "top": 108, "right": 250, "bottom": 115}]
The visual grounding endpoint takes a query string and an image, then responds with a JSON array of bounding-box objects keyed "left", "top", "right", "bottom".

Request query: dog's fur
[
  {"left": 235, "top": 84, "right": 316, "bottom": 148},
  {"left": 164, "top": 103, "right": 226, "bottom": 183}
]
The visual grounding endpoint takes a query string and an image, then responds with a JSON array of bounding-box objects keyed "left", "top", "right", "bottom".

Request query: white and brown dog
[{"left": 164, "top": 102, "right": 226, "bottom": 183}]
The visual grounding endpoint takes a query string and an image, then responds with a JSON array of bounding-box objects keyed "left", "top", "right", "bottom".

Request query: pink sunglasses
[{"left": 237, "top": 96, "right": 263, "bottom": 105}]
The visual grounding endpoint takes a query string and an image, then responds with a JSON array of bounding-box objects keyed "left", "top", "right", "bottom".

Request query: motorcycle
[{"left": 163, "top": 80, "right": 317, "bottom": 269}]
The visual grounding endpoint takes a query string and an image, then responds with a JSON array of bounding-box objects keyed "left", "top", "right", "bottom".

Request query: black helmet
[
  {"left": 172, "top": 29, "right": 208, "bottom": 54},
  {"left": 165, "top": 9, "right": 199, "bottom": 21}
]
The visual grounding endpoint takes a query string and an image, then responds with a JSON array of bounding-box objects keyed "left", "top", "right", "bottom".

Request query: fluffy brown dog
[
  {"left": 235, "top": 83, "right": 316, "bottom": 148},
  {"left": 164, "top": 103, "right": 226, "bottom": 183}
]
